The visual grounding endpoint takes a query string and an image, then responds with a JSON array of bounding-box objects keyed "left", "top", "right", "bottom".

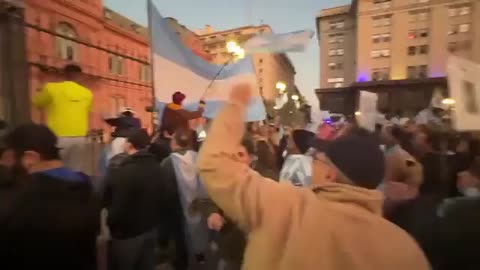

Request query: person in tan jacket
[{"left": 197, "top": 83, "right": 431, "bottom": 270}]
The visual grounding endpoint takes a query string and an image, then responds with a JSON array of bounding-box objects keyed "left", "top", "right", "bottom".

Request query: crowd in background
[{"left": 0, "top": 82, "right": 479, "bottom": 270}]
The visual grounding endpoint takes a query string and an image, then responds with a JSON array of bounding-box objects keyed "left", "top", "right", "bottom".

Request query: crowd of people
[{"left": 0, "top": 80, "right": 479, "bottom": 270}]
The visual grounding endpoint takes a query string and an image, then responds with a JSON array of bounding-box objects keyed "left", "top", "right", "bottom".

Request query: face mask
[{"left": 460, "top": 187, "right": 480, "bottom": 197}]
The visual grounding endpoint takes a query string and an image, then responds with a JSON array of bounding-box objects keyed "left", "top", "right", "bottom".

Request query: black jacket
[
  {"left": 425, "top": 197, "right": 480, "bottom": 270},
  {"left": 105, "top": 151, "right": 176, "bottom": 240},
  {"left": 0, "top": 169, "right": 100, "bottom": 270}
]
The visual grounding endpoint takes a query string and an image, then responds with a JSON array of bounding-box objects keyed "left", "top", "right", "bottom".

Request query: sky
[{"left": 105, "top": 0, "right": 350, "bottom": 109}]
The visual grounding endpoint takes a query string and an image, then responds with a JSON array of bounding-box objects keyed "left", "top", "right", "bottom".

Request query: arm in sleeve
[
  {"left": 197, "top": 100, "right": 296, "bottom": 231},
  {"left": 104, "top": 117, "right": 121, "bottom": 127},
  {"left": 176, "top": 108, "right": 204, "bottom": 121},
  {"left": 32, "top": 84, "right": 52, "bottom": 109}
]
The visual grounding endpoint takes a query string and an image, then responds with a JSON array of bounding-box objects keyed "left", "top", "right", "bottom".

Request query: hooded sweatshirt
[{"left": 197, "top": 98, "right": 430, "bottom": 270}]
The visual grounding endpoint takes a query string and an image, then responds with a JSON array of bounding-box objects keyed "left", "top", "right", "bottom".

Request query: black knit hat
[
  {"left": 292, "top": 129, "right": 315, "bottom": 154},
  {"left": 127, "top": 129, "right": 151, "bottom": 150},
  {"left": 325, "top": 128, "right": 385, "bottom": 189}
]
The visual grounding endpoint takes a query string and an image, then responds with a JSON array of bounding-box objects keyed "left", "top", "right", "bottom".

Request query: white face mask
[{"left": 460, "top": 187, "right": 480, "bottom": 197}]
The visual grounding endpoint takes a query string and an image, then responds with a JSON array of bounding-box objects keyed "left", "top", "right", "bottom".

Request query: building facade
[
  {"left": 24, "top": 0, "right": 153, "bottom": 131},
  {"left": 315, "top": 0, "right": 480, "bottom": 114},
  {"left": 316, "top": 5, "right": 357, "bottom": 89},
  {"left": 196, "top": 25, "right": 302, "bottom": 121}
]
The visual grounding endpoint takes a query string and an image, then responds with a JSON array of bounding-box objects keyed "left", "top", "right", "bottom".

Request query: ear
[{"left": 324, "top": 166, "right": 338, "bottom": 182}]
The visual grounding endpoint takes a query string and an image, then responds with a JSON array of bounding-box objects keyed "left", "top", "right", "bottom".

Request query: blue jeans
[{"left": 111, "top": 230, "right": 157, "bottom": 270}]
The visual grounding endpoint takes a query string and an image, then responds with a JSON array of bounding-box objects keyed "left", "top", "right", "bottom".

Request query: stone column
[{"left": 0, "top": 0, "right": 30, "bottom": 128}]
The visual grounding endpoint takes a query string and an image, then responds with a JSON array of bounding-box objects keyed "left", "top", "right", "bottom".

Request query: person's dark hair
[
  {"left": 127, "top": 129, "right": 151, "bottom": 150},
  {"left": 174, "top": 128, "right": 194, "bottom": 149},
  {"left": 122, "top": 111, "right": 133, "bottom": 117},
  {"left": 325, "top": 128, "right": 385, "bottom": 189},
  {"left": 241, "top": 137, "right": 255, "bottom": 155},
  {"left": 64, "top": 64, "right": 82, "bottom": 74},
  {"left": 5, "top": 123, "right": 60, "bottom": 160}
]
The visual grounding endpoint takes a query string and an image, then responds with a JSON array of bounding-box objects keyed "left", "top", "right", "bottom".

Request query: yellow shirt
[{"left": 33, "top": 81, "right": 93, "bottom": 137}]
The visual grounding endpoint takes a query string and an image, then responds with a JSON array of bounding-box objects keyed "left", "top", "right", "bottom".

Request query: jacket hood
[{"left": 313, "top": 182, "right": 384, "bottom": 215}]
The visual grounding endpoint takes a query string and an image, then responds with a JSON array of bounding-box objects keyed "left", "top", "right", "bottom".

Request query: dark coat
[
  {"left": 425, "top": 197, "right": 480, "bottom": 270},
  {"left": 105, "top": 151, "right": 177, "bottom": 240},
  {"left": 160, "top": 103, "right": 202, "bottom": 135},
  {"left": 0, "top": 169, "right": 100, "bottom": 270}
]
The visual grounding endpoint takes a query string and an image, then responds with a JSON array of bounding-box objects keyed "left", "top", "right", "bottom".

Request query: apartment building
[
  {"left": 316, "top": 5, "right": 357, "bottom": 89},
  {"left": 316, "top": 0, "right": 480, "bottom": 114},
  {"left": 356, "top": 0, "right": 479, "bottom": 82}
]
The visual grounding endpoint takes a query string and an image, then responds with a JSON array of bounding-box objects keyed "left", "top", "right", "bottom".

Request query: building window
[
  {"left": 409, "top": 11, "right": 429, "bottom": 22},
  {"left": 419, "top": 45, "right": 429, "bottom": 54},
  {"left": 373, "top": 0, "right": 391, "bottom": 10},
  {"left": 373, "top": 15, "right": 391, "bottom": 27},
  {"left": 327, "top": 78, "right": 344, "bottom": 83},
  {"left": 410, "top": 0, "right": 429, "bottom": 4},
  {"left": 449, "top": 6, "right": 471, "bottom": 17},
  {"left": 139, "top": 64, "right": 151, "bottom": 82},
  {"left": 336, "top": 49, "right": 344, "bottom": 56},
  {"left": 111, "top": 96, "right": 126, "bottom": 116},
  {"left": 373, "top": 33, "right": 391, "bottom": 43},
  {"left": 408, "top": 46, "right": 416, "bottom": 55},
  {"left": 328, "top": 62, "right": 343, "bottom": 70},
  {"left": 371, "top": 68, "right": 390, "bottom": 81},
  {"left": 329, "top": 49, "right": 337, "bottom": 56},
  {"left": 334, "top": 83, "right": 343, "bottom": 88},
  {"left": 371, "top": 49, "right": 390, "bottom": 58},
  {"left": 328, "top": 33, "right": 344, "bottom": 43},
  {"left": 109, "top": 56, "right": 125, "bottom": 75},
  {"left": 409, "top": 29, "right": 429, "bottom": 39},
  {"left": 329, "top": 20, "right": 345, "bottom": 30},
  {"left": 407, "top": 65, "right": 428, "bottom": 79},
  {"left": 259, "top": 58, "right": 263, "bottom": 64},
  {"left": 459, "top": 23, "right": 470, "bottom": 33},
  {"left": 56, "top": 22, "right": 78, "bottom": 61}
]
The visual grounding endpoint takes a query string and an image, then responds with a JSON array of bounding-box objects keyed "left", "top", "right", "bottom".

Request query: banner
[
  {"left": 447, "top": 56, "right": 480, "bottom": 131},
  {"left": 148, "top": 1, "right": 266, "bottom": 122},
  {"left": 356, "top": 91, "right": 378, "bottom": 132}
]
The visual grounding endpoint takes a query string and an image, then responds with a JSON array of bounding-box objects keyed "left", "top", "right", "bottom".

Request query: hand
[
  {"left": 207, "top": 213, "right": 225, "bottom": 232},
  {"left": 384, "top": 181, "right": 418, "bottom": 201},
  {"left": 230, "top": 83, "right": 252, "bottom": 106}
]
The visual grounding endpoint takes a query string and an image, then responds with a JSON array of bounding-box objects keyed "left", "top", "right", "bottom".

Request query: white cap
[{"left": 119, "top": 107, "right": 135, "bottom": 115}]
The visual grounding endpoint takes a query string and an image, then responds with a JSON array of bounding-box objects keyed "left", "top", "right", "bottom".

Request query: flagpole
[{"left": 147, "top": 0, "right": 158, "bottom": 132}]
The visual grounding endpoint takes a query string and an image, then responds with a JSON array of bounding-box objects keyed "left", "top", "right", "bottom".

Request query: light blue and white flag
[
  {"left": 243, "top": 30, "right": 314, "bottom": 54},
  {"left": 148, "top": 1, "right": 266, "bottom": 122}
]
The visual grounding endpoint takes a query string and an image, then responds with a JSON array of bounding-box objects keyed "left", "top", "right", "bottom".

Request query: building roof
[
  {"left": 103, "top": 7, "right": 148, "bottom": 39},
  {"left": 198, "top": 24, "right": 272, "bottom": 37},
  {"left": 317, "top": 4, "right": 351, "bottom": 18}
]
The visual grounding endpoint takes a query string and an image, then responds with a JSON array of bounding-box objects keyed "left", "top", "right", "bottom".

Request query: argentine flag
[
  {"left": 243, "top": 30, "right": 314, "bottom": 54},
  {"left": 148, "top": 1, "right": 266, "bottom": 122}
]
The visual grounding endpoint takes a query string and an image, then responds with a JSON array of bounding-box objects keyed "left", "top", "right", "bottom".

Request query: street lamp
[
  {"left": 276, "top": 82, "right": 287, "bottom": 92},
  {"left": 442, "top": 98, "right": 456, "bottom": 106},
  {"left": 291, "top": 94, "right": 299, "bottom": 101},
  {"left": 226, "top": 41, "right": 245, "bottom": 60},
  {"left": 355, "top": 111, "right": 362, "bottom": 116}
]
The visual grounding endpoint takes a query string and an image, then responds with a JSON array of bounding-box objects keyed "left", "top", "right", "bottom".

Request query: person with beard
[{"left": 0, "top": 124, "right": 100, "bottom": 270}]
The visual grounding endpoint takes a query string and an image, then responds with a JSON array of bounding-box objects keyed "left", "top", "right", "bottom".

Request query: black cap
[
  {"left": 6, "top": 123, "right": 60, "bottom": 160},
  {"left": 325, "top": 128, "right": 385, "bottom": 189},
  {"left": 292, "top": 129, "right": 315, "bottom": 154}
]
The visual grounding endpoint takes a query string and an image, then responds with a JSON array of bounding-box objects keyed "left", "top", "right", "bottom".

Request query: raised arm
[{"left": 197, "top": 84, "right": 295, "bottom": 231}]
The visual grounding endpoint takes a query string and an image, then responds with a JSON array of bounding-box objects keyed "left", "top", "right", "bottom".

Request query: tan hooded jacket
[{"left": 197, "top": 100, "right": 430, "bottom": 270}]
